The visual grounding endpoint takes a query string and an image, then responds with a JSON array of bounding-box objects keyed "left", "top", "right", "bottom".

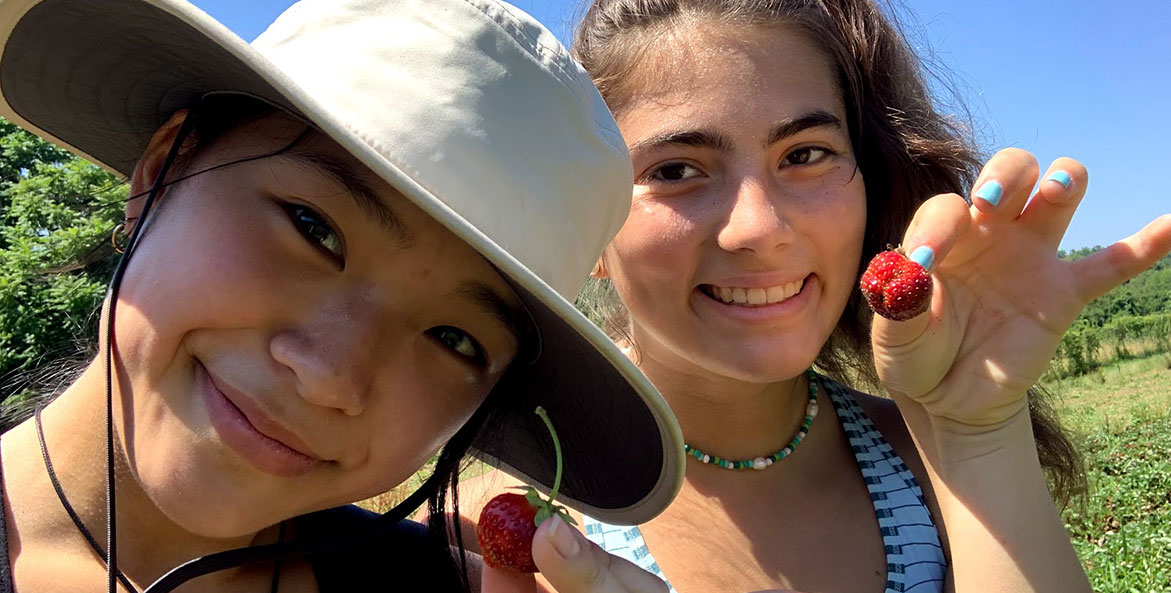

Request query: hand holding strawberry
[
  {"left": 477, "top": 407, "right": 576, "bottom": 573},
  {"left": 477, "top": 407, "right": 668, "bottom": 593},
  {"left": 868, "top": 149, "right": 1171, "bottom": 433}
]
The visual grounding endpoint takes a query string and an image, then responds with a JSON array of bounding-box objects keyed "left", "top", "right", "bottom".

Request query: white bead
[
  {"left": 783, "top": 447, "right": 792, "bottom": 455},
  {"left": 808, "top": 403, "right": 819, "bottom": 415},
  {"left": 702, "top": 454, "right": 710, "bottom": 463},
  {"left": 753, "top": 457, "right": 767, "bottom": 470},
  {"left": 766, "top": 458, "right": 774, "bottom": 466}
]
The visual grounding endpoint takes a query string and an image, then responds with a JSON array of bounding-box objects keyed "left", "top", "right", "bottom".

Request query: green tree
[{"left": 0, "top": 118, "right": 124, "bottom": 389}]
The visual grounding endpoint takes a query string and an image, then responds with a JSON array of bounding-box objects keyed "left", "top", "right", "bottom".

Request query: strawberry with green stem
[{"left": 476, "top": 406, "right": 577, "bottom": 573}]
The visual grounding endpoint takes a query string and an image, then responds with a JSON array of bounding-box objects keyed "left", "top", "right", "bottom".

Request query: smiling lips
[
  {"left": 198, "top": 362, "right": 324, "bottom": 477},
  {"left": 702, "top": 277, "right": 805, "bottom": 307}
]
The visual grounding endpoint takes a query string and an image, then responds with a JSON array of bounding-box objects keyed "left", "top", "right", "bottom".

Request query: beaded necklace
[{"left": 683, "top": 369, "right": 819, "bottom": 470}]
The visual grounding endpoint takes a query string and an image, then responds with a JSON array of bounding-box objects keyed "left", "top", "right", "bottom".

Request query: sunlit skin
[{"left": 1, "top": 112, "right": 526, "bottom": 591}]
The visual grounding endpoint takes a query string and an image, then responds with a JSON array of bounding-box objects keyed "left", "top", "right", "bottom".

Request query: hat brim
[{"left": 0, "top": 0, "right": 683, "bottom": 524}]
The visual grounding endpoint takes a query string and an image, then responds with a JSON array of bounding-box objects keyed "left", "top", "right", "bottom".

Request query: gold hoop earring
[{"left": 111, "top": 222, "right": 128, "bottom": 254}]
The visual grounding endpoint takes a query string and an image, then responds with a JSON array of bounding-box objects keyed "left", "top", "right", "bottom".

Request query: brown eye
[
  {"left": 649, "top": 162, "right": 702, "bottom": 182},
  {"left": 427, "top": 326, "right": 487, "bottom": 367},
  {"left": 283, "top": 204, "right": 344, "bottom": 262},
  {"left": 784, "top": 147, "right": 832, "bottom": 166}
]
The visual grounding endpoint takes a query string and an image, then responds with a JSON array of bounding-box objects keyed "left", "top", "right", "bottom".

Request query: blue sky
[{"left": 190, "top": 0, "right": 1169, "bottom": 252}]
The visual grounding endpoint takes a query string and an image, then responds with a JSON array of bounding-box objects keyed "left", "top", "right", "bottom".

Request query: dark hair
[
  {"left": 1, "top": 94, "right": 486, "bottom": 590},
  {"left": 572, "top": 0, "right": 1085, "bottom": 505}
]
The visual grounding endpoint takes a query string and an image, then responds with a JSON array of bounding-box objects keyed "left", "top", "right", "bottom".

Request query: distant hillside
[{"left": 1060, "top": 248, "right": 1171, "bottom": 327}]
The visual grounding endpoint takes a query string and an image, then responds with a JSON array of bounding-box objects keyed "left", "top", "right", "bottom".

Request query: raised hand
[{"left": 871, "top": 148, "right": 1171, "bottom": 430}]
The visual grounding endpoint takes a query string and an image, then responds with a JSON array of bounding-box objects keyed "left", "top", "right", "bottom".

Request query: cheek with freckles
[
  {"left": 607, "top": 196, "right": 707, "bottom": 316},
  {"left": 796, "top": 174, "right": 867, "bottom": 318}
]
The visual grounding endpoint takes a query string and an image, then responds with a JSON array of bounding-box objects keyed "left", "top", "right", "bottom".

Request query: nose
[
  {"left": 715, "top": 176, "right": 795, "bottom": 254},
  {"left": 269, "top": 295, "right": 381, "bottom": 416}
]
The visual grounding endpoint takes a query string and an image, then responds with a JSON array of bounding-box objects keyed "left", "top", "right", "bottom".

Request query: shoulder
[
  {"left": 845, "top": 387, "right": 952, "bottom": 560},
  {"left": 300, "top": 505, "right": 462, "bottom": 592}
]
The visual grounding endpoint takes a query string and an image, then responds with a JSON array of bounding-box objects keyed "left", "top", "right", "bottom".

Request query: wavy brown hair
[{"left": 571, "top": 0, "right": 1085, "bottom": 506}]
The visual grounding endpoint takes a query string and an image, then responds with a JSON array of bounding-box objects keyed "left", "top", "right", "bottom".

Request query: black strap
[
  {"left": 36, "top": 408, "right": 138, "bottom": 592},
  {"left": 102, "top": 110, "right": 201, "bottom": 593},
  {"left": 142, "top": 462, "right": 447, "bottom": 593}
]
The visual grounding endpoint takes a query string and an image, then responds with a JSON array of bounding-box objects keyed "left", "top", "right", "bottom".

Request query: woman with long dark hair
[{"left": 449, "top": 1, "right": 1171, "bottom": 591}]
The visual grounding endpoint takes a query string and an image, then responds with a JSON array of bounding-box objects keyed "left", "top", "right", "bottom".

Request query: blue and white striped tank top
[{"left": 582, "top": 376, "right": 947, "bottom": 593}]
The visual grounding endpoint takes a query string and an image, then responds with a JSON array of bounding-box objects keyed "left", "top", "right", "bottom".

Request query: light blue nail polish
[
  {"left": 975, "top": 180, "right": 1003, "bottom": 206},
  {"left": 909, "top": 245, "right": 935, "bottom": 271},
  {"left": 1046, "top": 170, "right": 1072, "bottom": 189}
]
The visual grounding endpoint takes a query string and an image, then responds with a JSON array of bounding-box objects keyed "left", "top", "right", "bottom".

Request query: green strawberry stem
[{"left": 534, "top": 406, "right": 563, "bottom": 503}]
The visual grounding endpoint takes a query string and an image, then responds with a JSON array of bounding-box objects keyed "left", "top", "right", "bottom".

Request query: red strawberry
[
  {"left": 476, "top": 407, "right": 576, "bottom": 573},
  {"left": 860, "top": 247, "right": 932, "bottom": 321}
]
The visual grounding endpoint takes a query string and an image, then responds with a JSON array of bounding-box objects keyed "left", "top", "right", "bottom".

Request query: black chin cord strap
[{"left": 103, "top": 111, "right": 200, "bottom": 593}]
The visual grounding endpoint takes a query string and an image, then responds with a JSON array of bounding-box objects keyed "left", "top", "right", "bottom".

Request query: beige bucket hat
[{"left": 0, "top": 0, "right": 683, "bottom": 524}]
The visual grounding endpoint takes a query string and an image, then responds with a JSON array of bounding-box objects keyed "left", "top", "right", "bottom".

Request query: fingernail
[
  {"left": 546, "top": 516, "right": 580, "bottom": 559},
  {"left": 1046, "top": 170, "right": 1072, "bottom": 189},
  {"left": 974, "top": 180, "right": 1003, "bottom": 206},
  {"left": 909, "top": 245, "right": 935, "bottom": 271}
]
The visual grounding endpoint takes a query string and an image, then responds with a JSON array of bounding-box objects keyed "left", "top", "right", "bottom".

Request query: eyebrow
[
  {"left": 278, "top": 151, "right": 414, "bottom": 246},
  {"left": 627, "top": 110, "right": 843, "bottom": 157},
  {"left": 457, "top": 282, "right": 533, "bottom": 350},
  {"left": 627, "top": 129, "right": 734, "bottom": 157},
  {"left": 763, "top": 110, "right": 842, "bottom": 147}
]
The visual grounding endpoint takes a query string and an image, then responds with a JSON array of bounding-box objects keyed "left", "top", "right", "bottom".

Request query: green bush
[{"left": 0, "top": 118, "right": 123, "bottom": 389}]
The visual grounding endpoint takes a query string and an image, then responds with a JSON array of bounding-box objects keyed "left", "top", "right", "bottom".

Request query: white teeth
[
  {"left": 707, "top": 278, "right": 805, "bottom": 307},
  {"left": 783, "top": 280, "right": 799, "bottom": 299}
]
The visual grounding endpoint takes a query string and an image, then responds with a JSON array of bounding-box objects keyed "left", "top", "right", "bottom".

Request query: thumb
[
  {"left": 872, "top": 192, "right": 970, "bottom": 350},
  {"left": 532, "top": 516, "right": 667, "bottom": 593}
]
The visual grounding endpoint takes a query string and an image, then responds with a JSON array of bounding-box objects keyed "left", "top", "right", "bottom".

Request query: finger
[
  {"left": 900, "top": 192, "right": 972, "bottom": 270},
  {"left": 481, "top": 560, "right": 541, "bottom": 593},
  {"left": 969, "top": 148, "right": 1040, "bottom": 220},
  {"left": 1072, "top": 214, "right": 1171, "bottom": 302},
  {"left": 531, "top": 517, "right": 668, "bottom": 593},
  {"left": 1016, "top": 158, "right": 1089, "bottom": 249},
  {"left": 871, "top": 192, "right": 970, "bottom": 348}
]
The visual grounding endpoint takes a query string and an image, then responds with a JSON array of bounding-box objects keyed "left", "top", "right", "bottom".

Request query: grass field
[{"left": 1051, "top": 353, "right": 1171, "bottom": 592}]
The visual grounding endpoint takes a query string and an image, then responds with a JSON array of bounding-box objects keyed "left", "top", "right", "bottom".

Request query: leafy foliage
[
  {"left": 1047, "top": 246, "right": 1171, "bottom": 377},
  {"left": 0, "top": 117, "right": 124, "bottom": 389}
]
